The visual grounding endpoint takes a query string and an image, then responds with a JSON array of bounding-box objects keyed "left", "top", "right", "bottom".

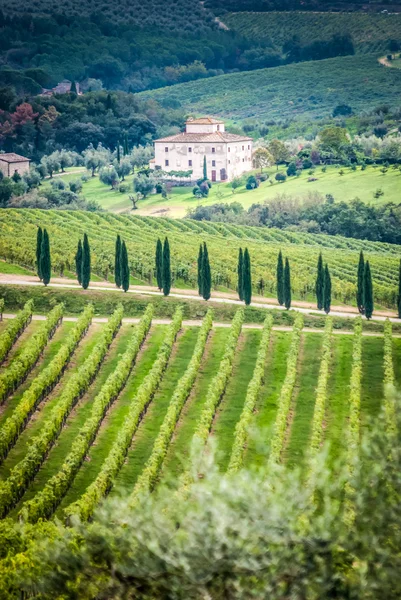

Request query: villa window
[
  {"left": 228, "top": 147, "right": 230, "bottom": 153},
  {"left": 212, "top": 147, "right": 215, "bottom": 153},
  {"left": 165, "top": 159, "right": 169, "bottom": 166},
  {"left": 217, "top": 125, "right": 220, "bottom": 131},
  {"left": 189, "top": 160, "right": 192, "bottom": 167},
  {"left": 212, "top": 160, "right": 216, "bottom": 167},
  {"left": 242, "top": 146, "right": 244, "bottom": 151},
  {"left": 248, "top": 145, "right": 250, "bottom": 150},
  {"left": 165, "top": 147, "right": 169, "bottom": 152},
  {"left": 188, "top": 147, "right": 192, "bottom": 153}
]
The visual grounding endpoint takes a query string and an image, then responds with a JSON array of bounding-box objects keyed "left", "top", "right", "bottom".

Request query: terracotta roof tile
[
  {"left": 0, "top": 153, "right": 30, "bottom": 163},
  {"left": 185, "top": 117, "right": 224, "bottom": 124},
  {"left": 155, "top": 132, "right": 252, "bottom": 143}
]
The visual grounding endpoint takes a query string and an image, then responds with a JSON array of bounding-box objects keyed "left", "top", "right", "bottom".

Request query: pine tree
[
  {"left": 162, "top": 237, "right": 171, "bottom": 297},
  {"left": 114, "top": 235, "right": 122, "bottom": 288},
  {"left": 155, "top": 238, "right": 163, "bottom": 291},
  {"left": 237, "top": 248, "right": 244, "bottom": 301},
  {"left": 117, "top": 143, "right": 121, "bottom": 164},
  {"left": 242, "top": 248, "right": 252, "bottom": 306},
  {"left": 364, "top": 260, "right": 374, "bottom": 320},
  {"left": 203, "top": 155, "right": 207, "bottom": 181},
  {"left": 120, "top": 240, "right": 130, "bottom": 293},
  {"left": 36, "top": 227, "right": 43, "bottom": 280},
  {"left": 284, "top": 257, "right": 291, "bottom": 310},
  {"left": 40, "top": 228, "right": 51, "bottom": 286},
  {"left": 202, "top": 242, "right": 211, "bottom": 301},
  {"left": 398, "top": 259, "right": 401, "bottom": 319},
  {"left": 276, "top": 250, "right": 284, "bottom": 306},
  {"left": 323, "top": 263, "right": 332, "bottom": 314},
  {"left": 197, "top": 244, "right": 203, "bottom": 296},
  {"left": 81, "top": 233, "right": 91, "bottom": 290},
  {"left": 75, "top": 239, "right": 83, "bottom": 285},
  {"left": 316, "top": 252, "right": 324, "bottom": 310},
  {"left": 357, "top": 250, "right": 365, "bottom": 314}
]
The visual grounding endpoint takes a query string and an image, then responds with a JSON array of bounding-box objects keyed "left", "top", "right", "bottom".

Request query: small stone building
[{"left": 0, "top": 153, "right": 30, "bottom": 178}]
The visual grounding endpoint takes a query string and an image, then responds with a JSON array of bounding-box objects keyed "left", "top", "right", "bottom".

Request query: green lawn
[{"left": 361, "top": 337, "right": 384, "bottom": 433}]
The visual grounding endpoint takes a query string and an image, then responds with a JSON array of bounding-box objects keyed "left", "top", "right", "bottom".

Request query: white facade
[{"left": 152, "top": 118, "right": 253, "bottom": 183}]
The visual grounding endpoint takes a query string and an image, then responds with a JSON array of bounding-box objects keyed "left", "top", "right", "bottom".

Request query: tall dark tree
[
  {"left": 81, "top": 233, "right": 91, "bottom": 290},
  {"left": 364, "top": 261, "right": 374, "bottom": 320},
  {"left": 162, "top": 237, "right": 171, "bottom": 297},
  {"left": 237, "top": 248, "right": 244, "bottom": 301},
  {"left": 117, "top": 143, "right": 121, "bottom": 164},
  {"left": 70, "top": 80, "right": 77, "bottom": 95},
  {"left": 284, "top": 257, "right": 291, "bottom": 310},
  {"left": 242, "top": 248, "right": 252, "bottom": 306},
  {"left": 123, "top": 132, "right": 129, "bottom": 156},
  {"left": 115, "top": 235, "right": 122, "bottom": 288},
  {"left": 316, "top": 252, "right": 324, "bottom": 310},
  {"left": 155, "top": 238, "right": 163, "bottom": 291},
  {"left": 202, "top": 242, "right": 211, "bottom": 301},
  {"left": 75, "top": 239, "right": 83, "bottom": 285},
  {"left": 357, "top": 250, "right": 365, "bottom": 314},
  {"left": 276, "top": 250, "right": 284, "bottom": 306},
  {"left": 323, "top": 263, "right": 332, "bottom": 314},
  {"left": 203, "top": 155, "right": 207, "bottom": 181},
  {"left": 197, "top": 244, "right": 203, "bottom": 296},
  {"left": 120, "top": 240, "right": 130, "bottom": 293},
  {"left": 398, "top": 259, "right": 401, "bottom": 319},
  {"left": 40, "top": 228, "right": 51, "bottom": 287},
  {"left": 36, "top": 227, "right": 43, "bottom": 281}
]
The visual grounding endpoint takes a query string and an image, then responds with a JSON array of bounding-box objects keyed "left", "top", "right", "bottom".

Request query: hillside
[
  {"left": 139, "top": 55, "right": 401, "bottom": 123},
  {"left": 224, "top": 11, "right": 401, "bottom": 54}
]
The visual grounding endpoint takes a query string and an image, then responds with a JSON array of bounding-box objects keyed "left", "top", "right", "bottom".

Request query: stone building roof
[
  {"left": 0, "top": 153, "right": 30, "bottom": 163},
  {"left": 155, "top": 132, "right": 253, "bottom": 143}
]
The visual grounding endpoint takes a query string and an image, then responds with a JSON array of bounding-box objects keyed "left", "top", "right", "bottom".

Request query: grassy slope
[
  {"left": 361, "top": 337, "right": 384, "bottom": 433},
  {"left": 139, "top": 55, "right": 401, "bottom": 123}
]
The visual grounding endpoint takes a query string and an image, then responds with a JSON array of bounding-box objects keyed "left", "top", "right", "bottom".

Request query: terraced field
[{"left": 0, "top": 303, "right": 397, "bottom": 524}]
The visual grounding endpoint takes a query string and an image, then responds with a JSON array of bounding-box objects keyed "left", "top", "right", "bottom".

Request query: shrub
[{"left": 275, "top": 172, "right": 287, "bottom": 183}]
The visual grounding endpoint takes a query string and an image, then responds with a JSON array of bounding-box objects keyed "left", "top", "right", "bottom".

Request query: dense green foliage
[
  {"left": 323, "top": 263, "right": 332, "bottom": 314},
  {"left": 364, "top": 260, "right": 374, "bottom": 319},
  {"left": 40, "top": 228, "right": 51, "bottom": 286},
  {"left": 162, "top": 237, "right": 171, "bottom": 297},
  {"left": 120, "top": 240, "right": 129, "bottom": 293},
  {"left": 242, "top": 248, "right": 252, "bottom": 306},
  {"left": 284, "top": 257, "right": 292, "bottom": 310},
  {"left": 81, "top": 233, "right": 91, "bottom": 290},
  {"left": 197, "top": 244, "right": 203, "bottom": 297},
  {"left": 201, "top": 242, "right": 212, "bottom": 301}
]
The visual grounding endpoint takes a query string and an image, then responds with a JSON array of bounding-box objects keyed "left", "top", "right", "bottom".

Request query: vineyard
[
  {"left": 0, "top": 209, "right": 400, "bottom": 309},
  {"left": 224, "top": 11, "right": 401, "bottom": 55},
  {"left": 0, "top": 300, "right": 398, "bottom": 527}
]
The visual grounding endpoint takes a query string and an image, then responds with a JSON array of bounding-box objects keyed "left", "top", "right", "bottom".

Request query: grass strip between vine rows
[
  {"left": 227, "top": 314, "right": 274, "bottom": 474},
  {"left": 383, "top": 319, "right": 396, "bottom": 437},
  {"left": 20, "top": 305, "right": 153, "bottom": 523},
  {"left": 64, "top": 307, "right": 183, "bottom": 523},
  {"left": 268, "top": 313, "right": 304, "bottom": 466},
  {"left": 0, "top": 300, "right": 33, "bottom": 365},
  {"left": 0, "top": 305, "right": 123, "bottom": 519},
  {"left": 130, "top": 310, "right": 213, "bottom": 506},
  {"left": 0, "top": 303, "right": 63, "bottom": 406}
]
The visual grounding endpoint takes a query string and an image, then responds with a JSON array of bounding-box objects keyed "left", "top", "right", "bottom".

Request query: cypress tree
[
  {"left": 75, "top": 239, "right": 83, "bottom": 285},
  {"left": 115, "top": 235, "right": 121, "bottom": 288},
  {"left": 398, "top": 259, "right": 401, "bottom": 319},
  {"left": 202, "top": 242, "right": 211, "bottom": 301},
  {"left": 237, "top": 248, "right": 244, "bottom": 301},
  {"left": 364, "top": 260, "right": 374, "bottom": 320},
  {"left": 70, "top": 80, "right": 77, "bottom": 94},
  {"left": 120, "top": 240, "right": 130, "bottom": 292},
  {"left": 242, "top": 247, "right": 252, "bottom": 306},
  {"left": 197, "top": 244, "right": 203, "bottom": 296},
  {"left": 162, "top": 237, "right": 171, "bottom": 297},
  {"left": 40, "top": 228, "right": 51, "bottom": 286},
  {"left": 316, "top": 252, "right": 324, "bottom": 310},
  {"left": 323, "top": 263, "right": 332, "bottom": 314},
  {"left": 203, "top": 155, "right": 207, "bottom": 180},
  {"left": 123, "top": 132, "right": 129, "bottom": 156},
  {"left": 81, "top": 233, "right": 91, "bottom": 290},
  {"left": 36, "top": 226, "right": 43, "bottom": 280},
  {"left": 284, "top": 257, "right": 291, "bottom": 310},
  {"left": 117, "top": 142, "right": 121, "bottom": 164},
  {"left": 155, "top": 238, "right": 163, "bottom": 291},
  {"left": 357, "top": 250, "right": 365, "bottom": 314},
  {"left": 276, "top": 250, "right": 284, "bottom": 306}
]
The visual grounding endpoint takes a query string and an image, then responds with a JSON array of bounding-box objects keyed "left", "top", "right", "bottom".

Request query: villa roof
[
  {"left": 0, "top": 153, "right": 30, "bottom": 163},
  {"left": 185, "top": 117, "right": 224, "bottom": 124},
  {"left": 155, "top": 131, "right": 253, "bottom": 144}
]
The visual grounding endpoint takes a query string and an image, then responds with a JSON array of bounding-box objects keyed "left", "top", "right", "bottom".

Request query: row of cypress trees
[
  {"left": 356, "top": 251, "right": 374, "bottom": 320},
  {"left": 36, "top": 227, "right": 51, "bottom": 286},
  {"left": 276, "top": 251, "right": 292, "bottom": 310},
  {"left": 315, "top": 253, "right": 332, "bottom": 315},
  {"left": 155, "top": 238, "right": 171, "bottom": 297},
  {"left": 197, "top": 243, "right": 211, "bottom": 301},
  {"left": 114, "top": 235, "right": 130, "bottom": 292},
  {"left": 237, "top": 248, "right": 252, "bottom": 306},
  {"left": 74, "top": 234, "right": 91, "bottom": 290}
]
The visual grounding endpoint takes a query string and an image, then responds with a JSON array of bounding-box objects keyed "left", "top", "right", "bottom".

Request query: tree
[
  {"left": 242, "top": 248, "right": 252, "bottom": 306},
  {"left": 267, "top": 139, "right": 290, "bottom": 170},
  {"left": 252, "top": 147, "right": 272, "bottom": 172},
  {"left": 284, "top": 257, "right": 291, "bottom": 310},
  {"left": 286, "top": 162, "right": 297, "bottom": 177},
  {"left": 319, "top": 126, "right": 349, "bottom": 156},
  {"left": 123, "top": 132, "right": 129, "bottom": 156},
  {"left": 357, "top": 251, "right": 365, "bottom": 314},
  {"left": 201, "top": 242, "right": 211, "bottom": 301},
  {"left": 116, "top": 143, "right": 121, "bottom": 164},
  {"left": 276, "top": 250, "right": 284, "bottom": 306},
  {"left": 75, "top": 239, "right": 83, "bottom": 285},
  {"left": 130, "top": 145, "right": 153, "bottom": 172},
  {"left": 155, "top": 238, "right": 163, "bottom": 291},
  {"left": 323, "top": 264, "right": 332, "bottom": 314},
  {"left": 246, "top": 175, "right": 259, "bottom": 190},
  {"left": 115, "top": 159, "right": 131, "bottom": 181},
  {"left": 162, "top": 237, "right": 171, "bottom": 297},
  {"left": 36, "top": 227, "right": 43, "bottom": 281},
  {"left": 99, "top": 166, "right": 119, "bottom": 189},
  {"left": 120, "top": 240, "right": 130, "bottom": 293},
  {"left": 115, "top": 235, "right": 122, "bottom": 288},
  {"left": 40, "top": 228, "right": 51, "bottom": 286},
  {"left": 83, "top": 145, "right": 109, "bottom": 177},
  {"left": 70, "top": 80, "right": 78, "bottom": 95},
  {"left": 237, "top": 248, "right": 244, "bottom": 301},
  {"left": 197, "top": 244, "right": 203, "bottom": 296},
  {"left": 81, "top": 233, "right": 91, "bottom": 290},
  {"left": 398, "top": 260, "right": 401, "bottom": 319},
  {"left": 203, "top": 156, "right": 207, "bottom": 181},
  {"left": 133, "top": 175, "right": 155, "bottom": 198},
  {"left": 364, "top": 261, "right": 374, "bottom": 320},
  {"left": 316, "top": 252, "right": 324, "bottom": 310}
]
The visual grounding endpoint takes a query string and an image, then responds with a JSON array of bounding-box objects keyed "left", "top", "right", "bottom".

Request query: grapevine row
[
  {"left": 130, "top": 309, "right": 213, "bottom": 505},
  {"left": 20, "top": 305, "right": 153, "bottom": 523},
  {"left": 0, "top": 305, "right": 123, "bottom": 519},
  {"left": 63, "top": 307, "right": 183, "bottom": 523},
  {"left": 227, "top": 314, "right": 274, "bottom": 473},
  {"left": 0, "top": 300, "right": 33, "bottom": 365},
  {"left": 0, "top": 305, "right": 94, "bottom": 463},
  {"left": 268, "top": 313, "right": 304, "bottom": 466},
  {"left": 0, "top": 303, "right": 63, "bottom": 405}
]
